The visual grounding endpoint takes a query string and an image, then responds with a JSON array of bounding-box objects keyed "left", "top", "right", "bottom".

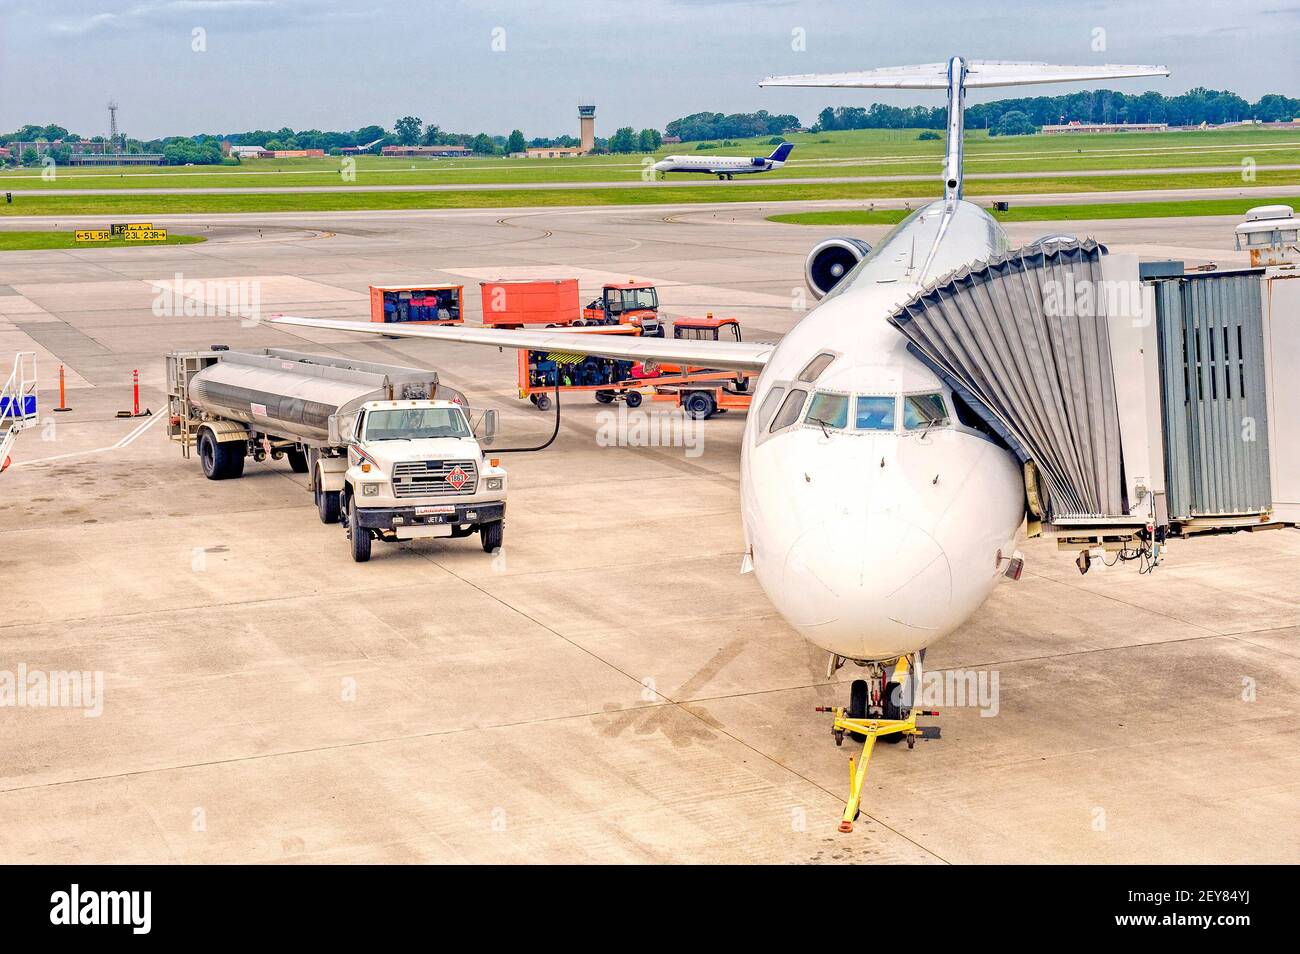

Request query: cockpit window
[
  {"left": 903, "top": 393, "right": 950, "bottom": 430},
  {"left": 854, "top": 395, "right": 896, "bottom": 431},
  {"left": 756, "top": 386, "right": 786, "bottom": 430},
  {"left": 797, "top": 352, "right": 836, "bottom": 383},
  {"left": 805, "top": 392, "right": 848, "bottom": 429},
  {"left": 769, "top": 388, "right": 808, "bottom": 433}
]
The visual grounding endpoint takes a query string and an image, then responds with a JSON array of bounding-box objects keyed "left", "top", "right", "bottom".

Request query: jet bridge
[
  {"left": 887, "top": 240, "right": 1158, "bottom": 542},
  {"left": 887, "top": 230, "right": 1295, "bottom": 547}
]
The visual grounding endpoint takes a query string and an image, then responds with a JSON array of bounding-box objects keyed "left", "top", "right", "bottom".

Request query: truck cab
[
  {"left": 338, "top": 399, "right": 507, "bottom": 562},
  {"left": 657, "top": 315, "right": 745, "bottom": 374},
  {"left": 582, "top": 282, "right": 664, "bottom": 336}
]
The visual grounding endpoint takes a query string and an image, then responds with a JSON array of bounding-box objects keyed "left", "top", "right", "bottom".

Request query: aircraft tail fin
[
  {"left": 761, "top": 57, "right": 1169, "bottom": 200},
  {"left": 768, "top": 142, "right": 795, "bottom": 163}
]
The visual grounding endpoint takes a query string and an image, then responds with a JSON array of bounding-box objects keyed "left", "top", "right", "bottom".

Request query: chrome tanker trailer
[{"left": 166, "top": 347, "right": 507, "bottom": 562}]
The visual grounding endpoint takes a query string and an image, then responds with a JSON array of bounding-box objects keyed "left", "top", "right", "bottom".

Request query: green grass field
[
  {"left": 0, "top": 230, "right": 206, "bottom": 251},
  {"left": 1, "top": 167, "right": 1294, "bottom": 218},
  {"left": 768, "top": 195, "right": 1300, "bottom": 226},
  {"left": 0, "top": 127, "right": 1295, "bottom": 192}
]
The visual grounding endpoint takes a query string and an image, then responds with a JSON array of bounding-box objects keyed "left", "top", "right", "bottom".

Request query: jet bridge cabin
[{"left": 883, "top": 231, "right": 1297, "bottom": 565}]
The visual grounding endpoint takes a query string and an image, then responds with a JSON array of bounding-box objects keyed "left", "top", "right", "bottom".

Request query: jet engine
[
  {"left": 1028, "top": 233, "right": 1079, "bottom": 248},
  {"left": 805, "top": 237, "right": 872, "bottom": 299}
]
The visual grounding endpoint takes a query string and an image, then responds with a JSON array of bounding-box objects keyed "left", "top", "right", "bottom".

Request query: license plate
[{"left": 415, "top": 505, "right": 455, "bottom": 516}]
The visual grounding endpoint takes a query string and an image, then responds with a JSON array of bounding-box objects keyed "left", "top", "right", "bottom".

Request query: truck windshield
[
  {"left": 364, "top": 408, "right": 470, "bottom": 441},
  {"left": 615, "top": 287, "right": 657, "bottom": 312}
]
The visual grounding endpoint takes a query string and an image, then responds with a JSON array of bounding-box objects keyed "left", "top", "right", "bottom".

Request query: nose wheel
[{"left": 817, "top": 654, "right": 939, "bottom": 833}]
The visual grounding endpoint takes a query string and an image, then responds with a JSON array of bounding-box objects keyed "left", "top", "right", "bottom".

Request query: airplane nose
[
  {"left": 778, "top": 511, "right": 952, "bottom": 659},
  {"left": 652, "top": 160, "right": 668, "bottom": 171}
]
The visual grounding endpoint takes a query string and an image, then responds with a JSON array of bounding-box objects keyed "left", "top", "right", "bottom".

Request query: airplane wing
[
  {"left": 760, "top": 60, "right": 1168, "bottom": 90},
  {"left": 268, "top": 316, "right": 775, "bottom": 372}
]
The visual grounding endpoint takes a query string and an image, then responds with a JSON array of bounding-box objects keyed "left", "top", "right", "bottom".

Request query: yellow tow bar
[{"left": 817, "top": 655, "right": 938, "bottom": 833}]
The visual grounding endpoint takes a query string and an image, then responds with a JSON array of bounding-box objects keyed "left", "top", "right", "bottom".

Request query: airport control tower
[{"left": 578, "top": 103, "right": 596, "bottom": 153}]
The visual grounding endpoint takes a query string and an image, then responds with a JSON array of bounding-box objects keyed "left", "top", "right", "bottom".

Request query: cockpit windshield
[
  {"left": 903, "top": 393, "right": 949, "bottom": 429},
  {"left": 854, "top": 396, "right": 896, "bottom": 430},
  {"left": 805, "top": 392, "right": 849, "bottom": 429}
]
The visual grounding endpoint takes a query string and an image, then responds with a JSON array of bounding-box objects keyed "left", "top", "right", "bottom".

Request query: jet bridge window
[
  {"left": 854, "top": 395, "right": 896, "bottom": 431},
  {"left": 797, "top": 352, "right": 836, "bottom": 383},
  {"left": 903, "top": 393, "right": 949, "bottom": 430},
  {"left": 805, "top": 392, "right": 848, "bottom": 429},
  {"left": 769, "top": 388, "right": 808, "bottom": 433}
]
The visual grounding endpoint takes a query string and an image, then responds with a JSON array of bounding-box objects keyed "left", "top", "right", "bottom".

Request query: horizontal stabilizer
[{"left": 760, "top": 60, "right": 1168, "bottom": 90}]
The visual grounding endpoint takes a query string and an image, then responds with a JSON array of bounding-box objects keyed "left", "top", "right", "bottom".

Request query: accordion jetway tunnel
[{"left": 886, "top": 239, "right": 1166, "bottom": 570}]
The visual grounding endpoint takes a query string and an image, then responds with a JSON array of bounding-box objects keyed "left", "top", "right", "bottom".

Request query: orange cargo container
[
  {"left": 369, "top": 284, "right": 463, "bottom": 325},
  {"left": 480, "top": 279, "right": 579, "bottom": 328}
]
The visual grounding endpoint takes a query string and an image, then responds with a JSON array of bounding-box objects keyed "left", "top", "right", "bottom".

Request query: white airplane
[
  {"left": 271, "top": 56, "right": 1169, "bottom": 821},
  {"left": 653, "top": 141, "right": 794, "bottom": 179}
]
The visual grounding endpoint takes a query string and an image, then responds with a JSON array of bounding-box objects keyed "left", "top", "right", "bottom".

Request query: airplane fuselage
[
  {"left": 740, "top": 198, "right": 1026, "bottom": 661},
  {"left": 652, "top": 155, "right": 786, "bottom": 176}
]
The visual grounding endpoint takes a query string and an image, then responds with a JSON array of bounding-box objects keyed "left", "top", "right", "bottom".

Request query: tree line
[
  {"left": 6, "top": 87, "right": 1296, "bottom": 168},
  {"left": 811, "top": 88, "right": 1300, "bottom": 134}
]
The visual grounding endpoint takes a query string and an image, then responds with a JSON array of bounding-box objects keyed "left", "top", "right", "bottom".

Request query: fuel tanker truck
[{"left": 166, "top": 347, "right": 506, "bottom": 562}]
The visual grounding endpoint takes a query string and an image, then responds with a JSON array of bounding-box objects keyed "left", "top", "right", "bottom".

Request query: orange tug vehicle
[
  {"left": 481, "top": 278, "right": 664, "bottom": 336},
  {"left": 650, "top": 315, "right": 755, "bottom": 419}
]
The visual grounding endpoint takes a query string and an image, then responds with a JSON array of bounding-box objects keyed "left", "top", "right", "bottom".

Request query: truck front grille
[{"left": 391, "top": 459, "right": 479, "bottom": 497}]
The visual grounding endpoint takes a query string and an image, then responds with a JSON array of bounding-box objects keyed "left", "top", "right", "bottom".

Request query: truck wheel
[
  {"left": 286, "top": 448, "right": 309, "bottom": 473},
  {"left": 624, "top": 391, "right": 643, "bottom": 409},
  {"left": 347, "top": 497, "right": 371, "bottom": 563},
  {"left": 316, "top": 487, "right": 340, "bottom": 524},
  {"left": 480, "top": 520, "right": 503, "bottom": 553},
  {"left": 684, "top": 392, "right": 715, "bottom": 419},
  {"left": 198, "top": 430, "right": 244, "bottom": 480},
  {"left": 595, "top": 390, "right": 615, "bottom": 404}
]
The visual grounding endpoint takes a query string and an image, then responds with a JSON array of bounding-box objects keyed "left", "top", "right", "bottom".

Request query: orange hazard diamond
[{"left": 445, "top": 466, "right": 469, "bottom": 490}]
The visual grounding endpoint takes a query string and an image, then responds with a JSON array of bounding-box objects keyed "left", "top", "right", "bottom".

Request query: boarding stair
[{"left": 1, "top": 352, "right": 38, "bottom": 474}]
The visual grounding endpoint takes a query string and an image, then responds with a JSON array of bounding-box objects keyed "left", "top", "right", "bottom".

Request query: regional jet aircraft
[
  {"left": 653, "top": 141, "right": 794, "bottom": 179},
  {"left": 272, "top": 59, "right": 1170, "bottom": 808}
]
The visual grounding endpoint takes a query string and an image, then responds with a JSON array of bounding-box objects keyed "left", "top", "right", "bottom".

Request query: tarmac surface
[{"left": 1, "top": 200, "right": 1296, "bottom": 863}]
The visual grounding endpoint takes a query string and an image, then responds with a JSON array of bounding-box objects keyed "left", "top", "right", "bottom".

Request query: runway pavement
[{"left": 1, "top": 200, "right": 1295, "bottom": 863}]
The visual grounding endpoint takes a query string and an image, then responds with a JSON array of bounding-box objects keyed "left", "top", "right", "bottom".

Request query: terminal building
[
  {"left": 380, "top": 145, "right": 472, "bottom": 158},
  {"left": 1041, "top": 121, "right": 1169, "bottom": 134},
  {"left": 2, "top": 140, "right": 165, "bottom": 165}
]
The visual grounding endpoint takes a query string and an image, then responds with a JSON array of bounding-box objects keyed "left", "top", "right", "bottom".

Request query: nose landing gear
[{"left": 816, "top": 653, "right": 939, "bottom": 833}]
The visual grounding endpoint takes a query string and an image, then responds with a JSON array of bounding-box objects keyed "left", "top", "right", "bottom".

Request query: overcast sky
[{"left": 3, "top": 0, "right": 1298, "bottom": 140}]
